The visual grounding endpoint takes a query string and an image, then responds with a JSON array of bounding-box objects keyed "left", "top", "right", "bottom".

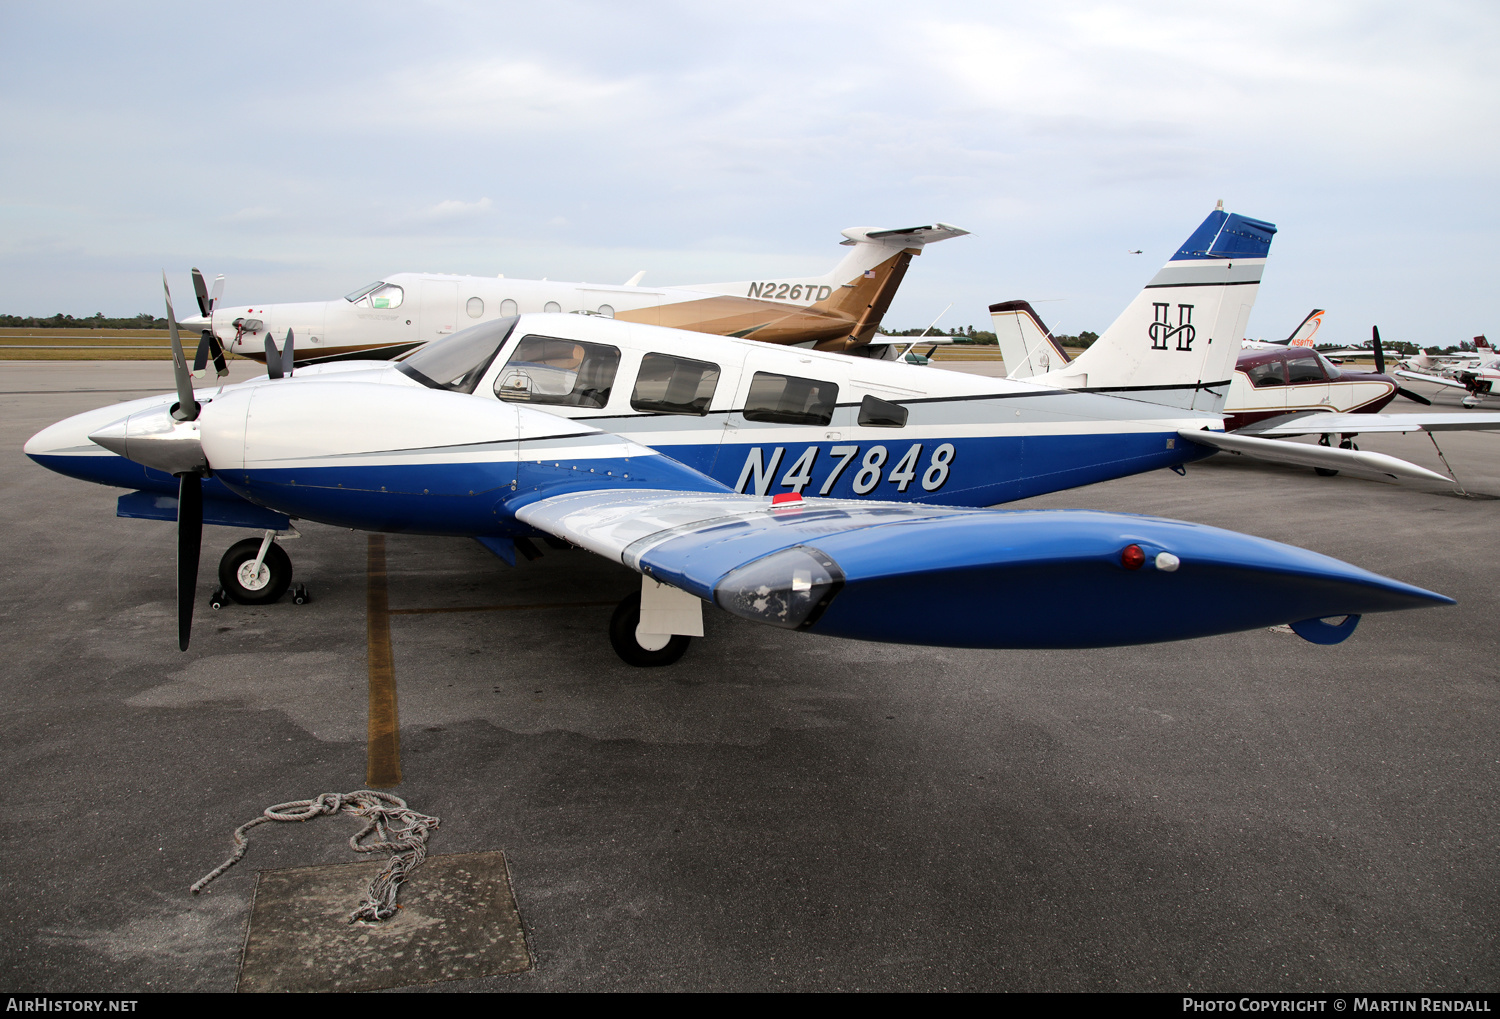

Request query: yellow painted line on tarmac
[{"left": 365, "top": 534, "right": 402, "bottom": 788}]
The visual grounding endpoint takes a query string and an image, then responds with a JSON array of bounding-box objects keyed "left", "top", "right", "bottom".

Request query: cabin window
[
  {"left": 631, "top": 353, "right": 720, "bottom": 415},
  {"left": 1246, "top": 361, "right": 1286, "bottom": 388},
  {"left": 495, "top": 334, "right": 621, "bottom": 409},
  {"left": 544, "top": 301, "right": 562, "bottom": 314},
  {"left": 597, "top": 305, "right": 615, "bottom": 318},
  {"left": 1286, "top": 354, "right": 1325, "bottom": 384},
  {"left": 742, "top": 371, "right": 839, "bottom": 426},
  {"left": 857, "top": 394, "right": 908, "bottom": 428},
  {"left": 466, "top": 297, "right": 484, "bottom": 318},
  {"left": 500, "top": 299, "right": 518, "bottom": 316}
]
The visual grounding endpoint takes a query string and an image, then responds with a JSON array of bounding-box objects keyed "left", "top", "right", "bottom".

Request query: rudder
[{"left": 1031, "top": 207, "right": 1276, "bottom": 413}]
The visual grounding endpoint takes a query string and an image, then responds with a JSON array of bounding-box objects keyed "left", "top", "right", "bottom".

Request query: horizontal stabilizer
[
  {"left": 1179, "top": 429, "right": 1453, "bottom": 484},
  {"left": 841, "top": 223, "right": 970, "bottom": 246}
]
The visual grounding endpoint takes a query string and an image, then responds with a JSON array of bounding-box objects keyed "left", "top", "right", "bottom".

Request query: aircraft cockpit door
[
  {"left": 1285, "top": 352, "right": 1331, "bottom": 412},
  {"left": 418, "top": 280, "right": 460, "bottom": 343}
]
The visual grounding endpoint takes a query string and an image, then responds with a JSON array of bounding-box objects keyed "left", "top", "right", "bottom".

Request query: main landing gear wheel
[
  {"left": 218, "top": 538, "right": 293, "bottom": 605},
  {"left": 609, "top": 591, "right": 691, "bottom": 667},
  {"left": 1315, "top": 434, "right": 1340, "bottom": 477}
]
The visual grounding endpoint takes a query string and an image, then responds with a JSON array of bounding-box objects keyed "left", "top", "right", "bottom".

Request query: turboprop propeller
[
  {"left": 265, "top": 329, "right": 294, "bottom": 379},
  {"left": 1376, "top": 325, "right": 1433, "bottom": 406},
  {"left": 190, "top": 267, "right": 230, "bottom": 380}
]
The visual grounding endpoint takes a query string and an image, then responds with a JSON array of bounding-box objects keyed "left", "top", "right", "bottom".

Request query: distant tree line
[
  {"left": 0, "top": 312, "right": 167, "bottom": 329},
  {"left": 881, "top": 325, "right": 1000, "bottom": 344},
  {"left": 1053, "top": 331, "right": 1098, "bottom": 349}
]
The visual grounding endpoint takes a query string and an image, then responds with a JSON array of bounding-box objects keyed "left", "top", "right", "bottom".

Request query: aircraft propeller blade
[
  {"left": 191, "top": 267, "right": 211, "bottom": 317},
  {"left": 1396, "top": 386, "right": 1433, "bottom": 406},
  {"left": 208, "top": 274, "right": 225, "bottom": 311},
  {"left": 1373, "top": 325, "right": 1386, "bottom": 375},
  {"left": 163, "top": 273, "right": 198, "bottom": 421},
  {"left": 177, "top": 471, "right": 203, "bottom": 652},
  {"left": 192, "top": 331, "right": 212, "bottom": 374},
  {"left": 265, "top": 335, "right": 283, "bottom": 379},
  {"left": 283, "top": 328, "right": 294, "bottom": 376}
]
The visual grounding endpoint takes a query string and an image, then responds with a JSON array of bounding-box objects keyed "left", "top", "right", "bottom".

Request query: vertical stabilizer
[
  {"left": 988, "top": 299, "right": 1071, "bottom": 379},
  {"left": 1285, "top": 309, "right": 1325, "bottom": 347},
  {"left": 1031, "top": 208, "right": 1276, "bottom": 412}
]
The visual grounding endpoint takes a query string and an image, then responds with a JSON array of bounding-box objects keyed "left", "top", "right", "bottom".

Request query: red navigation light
[
  {"left": 1121, "top": 544, "right": 1146, "bottom": 570},
  {"left": 771, "top": 492, "right": 803, "bottom": 505}
]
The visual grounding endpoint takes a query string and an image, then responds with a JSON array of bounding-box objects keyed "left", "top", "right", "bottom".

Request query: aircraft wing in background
[{"left": 1238, "top": 411, "right": 1500, "bottom": 436}]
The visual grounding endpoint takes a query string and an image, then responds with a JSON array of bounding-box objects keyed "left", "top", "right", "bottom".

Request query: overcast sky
[{"left": 2, "top": 1, "right": 1495, "bottom": 345}]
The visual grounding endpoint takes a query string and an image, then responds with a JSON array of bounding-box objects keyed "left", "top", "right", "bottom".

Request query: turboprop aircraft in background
[
  {"left": 175, "top": 223, "right": 968, "bottom": 367},
  {"left": 27, "top": 207, "right": 1463, "bottom": 664}
]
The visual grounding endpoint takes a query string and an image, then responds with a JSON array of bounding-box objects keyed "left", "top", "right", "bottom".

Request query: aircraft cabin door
[{"left": 418, "top": 280, "right": 460, "bottom": 344}]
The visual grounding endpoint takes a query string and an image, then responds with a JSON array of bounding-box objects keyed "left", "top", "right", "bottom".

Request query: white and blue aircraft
[{"left": 26, "top": 208, "right": 1455, "bottom": 664}]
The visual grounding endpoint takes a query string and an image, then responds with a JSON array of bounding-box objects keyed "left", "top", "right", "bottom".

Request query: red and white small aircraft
[
  {"left": 988, "top": 303, "right": 1500, "bottom": 478},
  {"left": 1395, "top": 336, "right": 1500, "bottom": 408}
]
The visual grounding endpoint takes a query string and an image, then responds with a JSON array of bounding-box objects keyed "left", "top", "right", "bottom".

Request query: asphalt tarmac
[{"left": 1, "top": 362, "right": 1496, "bottom": 992}]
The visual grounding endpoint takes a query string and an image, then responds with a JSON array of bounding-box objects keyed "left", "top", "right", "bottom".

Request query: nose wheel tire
[
  {"left": 218, "top": 538, "right": 294, "bottom": 605},
  {"left": 609, "top": 591, "right": 691, "bottom": 667}
]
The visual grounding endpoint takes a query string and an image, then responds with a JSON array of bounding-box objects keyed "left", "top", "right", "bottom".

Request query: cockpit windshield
[
  {"left": 345, "top": 282, "right": 384, "bottom": 302},
  {"left": 345, "top": 282, "right": 404, "bottom": 310},
  {"left": 1316, "top": 352, "right": 1343, "bottom": 379},
  {"left": 397, "top": 316, "right": 519, "bottom": 394}
]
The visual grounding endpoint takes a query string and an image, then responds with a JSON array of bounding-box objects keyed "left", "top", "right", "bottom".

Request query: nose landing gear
[{"left": 217, "top": 531, "right": 294, "bottom": 605}]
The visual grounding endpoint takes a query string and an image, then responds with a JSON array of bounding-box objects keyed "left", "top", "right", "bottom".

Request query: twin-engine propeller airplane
[
  {"left": 175, "top": 224, "right": 968, "bottom": 366},
  {"left": 26, "top": 208, "right": 1457, "bottom": 665}
]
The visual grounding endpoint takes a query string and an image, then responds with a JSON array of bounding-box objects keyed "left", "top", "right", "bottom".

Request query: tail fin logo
[{"left": 1149, "top": 303, "right": 1196, "bottom": 352}]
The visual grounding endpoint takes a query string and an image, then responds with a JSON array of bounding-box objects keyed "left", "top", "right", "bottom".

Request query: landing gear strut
[
  {"left": 609, "top": 592, "right": 692, "bottom": 667},
  {"left": 217, "top": 531, "right": 294, "bottom": 604},
  {"left": 1314, "top": 433, "right": 1359, "bottom": 477}
]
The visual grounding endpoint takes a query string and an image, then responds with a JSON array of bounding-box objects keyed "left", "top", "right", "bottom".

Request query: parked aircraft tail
[
  {"left": 988, "top": 300, "right": 1072, "bottom": 379},
  {"left": 1031, "top": 207, "right": 1276, "bottom": 413},
  {"left": 690, "top": 223, "right": 969, "bottom": 347},
  {"left": 1285, "top": 309, "right": 1325, "bottom": 347}
]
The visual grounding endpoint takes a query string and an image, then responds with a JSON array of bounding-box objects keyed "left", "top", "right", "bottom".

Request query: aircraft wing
[
  {"left": 1238, "top": 412, "right": 1500, "bottom": 436},
  {"left": 1395, "top": 369, "right": 1469, "bottom": 391},
  {"left": 515, "top": 489, "right": 1449, "bottom": 648},
  {"left": 1178, "top": 429, "right": 1454, "bottom": 484}
]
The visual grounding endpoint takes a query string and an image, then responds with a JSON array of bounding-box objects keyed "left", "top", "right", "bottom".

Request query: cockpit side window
[
  {"left": 742, "top": 372, "right": 839, "bottom": 426},
  {"left": 495, "top": 334, "right": 622, "bottom": 409},
  {"left": 631, "top": 353, "right": 720, "bottom": 415},
  {"left": 366, "top": 284, "right": 404, "bottom": 310},
  {"left": 1286, "top": 354, "right": 1325, "bottom": 384},
  {"left": 1246, "top": 360, "right": 1286, "bottom": 388}
]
